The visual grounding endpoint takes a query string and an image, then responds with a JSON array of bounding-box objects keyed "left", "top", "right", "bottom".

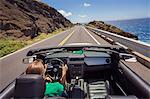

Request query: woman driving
[{"left": 26, "top": 59, "right": 68, "bottom": 97}]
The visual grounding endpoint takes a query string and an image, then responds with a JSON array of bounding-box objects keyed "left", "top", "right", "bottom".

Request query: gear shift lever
[{"left": 75, "top": 76, "right": 79, "bottom": 84}]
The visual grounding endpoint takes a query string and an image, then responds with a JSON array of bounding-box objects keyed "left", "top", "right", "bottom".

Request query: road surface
[{"left": 0, "top": 26, "right": 149, "bottom": 92}]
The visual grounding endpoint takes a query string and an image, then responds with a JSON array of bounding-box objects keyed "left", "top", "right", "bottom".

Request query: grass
[
  {"left": 0, "top": 28, "right": 66, "bottom": 58},
  {"left": 0, "top": 39, "right": 27, "bottom": 57}
]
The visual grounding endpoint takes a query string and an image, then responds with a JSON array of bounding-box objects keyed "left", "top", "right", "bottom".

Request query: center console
[{"left": 68, "top": 54, "right": 84, "bottom": 78}]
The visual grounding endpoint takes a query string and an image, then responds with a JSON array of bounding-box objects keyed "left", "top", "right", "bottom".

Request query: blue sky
[{"left": 41, "top": 0, "right": 149, "bottom": 23}]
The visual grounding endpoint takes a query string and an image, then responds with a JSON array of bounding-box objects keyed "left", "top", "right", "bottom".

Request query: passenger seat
[{"left": 88, "top": 81, "right": 109, "bottom": 99}]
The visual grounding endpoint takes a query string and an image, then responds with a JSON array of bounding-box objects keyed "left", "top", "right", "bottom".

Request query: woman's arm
[{"left": 60, "top": 64, "right": 68, "bottom": 84}]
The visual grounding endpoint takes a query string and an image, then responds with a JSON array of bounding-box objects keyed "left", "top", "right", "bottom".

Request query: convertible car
[{"left": 0, "top": 43, "right": 150, "bottom": 99}]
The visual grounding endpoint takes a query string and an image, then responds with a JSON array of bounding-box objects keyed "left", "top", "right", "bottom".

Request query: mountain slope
[{"left": 0, "top": 0, "right": 72, "bottom": 39}]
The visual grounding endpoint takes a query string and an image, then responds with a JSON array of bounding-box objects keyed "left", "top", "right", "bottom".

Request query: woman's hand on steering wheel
[
  {"left": 45, "top": 74, "right": 53, "bottom": 82},
  {"left": 45, "top": 58, "right": 66, "bottom": 82}
]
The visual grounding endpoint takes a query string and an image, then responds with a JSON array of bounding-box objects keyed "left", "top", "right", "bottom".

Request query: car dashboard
[{"left": 45, "top": 50, "right": 112, "bottom": 78}]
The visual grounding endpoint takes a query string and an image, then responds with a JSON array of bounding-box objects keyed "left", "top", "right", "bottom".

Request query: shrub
[
  {"left": 0, "top": 28, "right": 65, "bottom": 58},
  {"left": 0, "top": 39, "right": 27, "bottom": 57}
]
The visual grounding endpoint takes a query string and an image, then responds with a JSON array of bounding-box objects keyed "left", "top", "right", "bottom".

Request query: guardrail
[
  {"left": 86, "top": 26, "right": 150, "bottom": 68},
  {"left": 86, "top": 26, "right": 150, "bottom": 57}
]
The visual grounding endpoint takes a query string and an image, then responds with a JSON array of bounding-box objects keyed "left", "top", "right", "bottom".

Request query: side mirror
[
  {"left": 119, "top": 53, "right": 137, "bottom": 62},
  {"left": 22, "top": 57, "right": 34, "bottom": 64},
  {"left": 22, "top": 55, "right": 36, "bottom": 64}
]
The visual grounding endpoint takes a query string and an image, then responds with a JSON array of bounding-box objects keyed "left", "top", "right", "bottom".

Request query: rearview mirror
[{"left": 119, "top": 53, "right": 137, "bottom": 62}]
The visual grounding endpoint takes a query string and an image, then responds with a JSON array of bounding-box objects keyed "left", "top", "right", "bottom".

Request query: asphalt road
[
  {"left": 0, "top": 26, "right": 149, "bottom": 92},
  {"left": 0, "top": 26, "right": 110, "bottom": 92},
  {"left": 0, "top": 26, "right": 75, "bottom": 92},
  {"left": 87, "top": 26, "right": 150, "bottom": 58},
  {"left": 64, "top": 26, "right": 110, "bottom": 45}
]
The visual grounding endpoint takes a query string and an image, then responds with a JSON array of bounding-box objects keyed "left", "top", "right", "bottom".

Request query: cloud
[
  {"left": 58, "top": 10, "right": 72, "bottom": 17},
  {"left": 78, "top": 15, "right": 87, "bottom": 18},
  {"left": 83, "top": 3, "right": 91, "bottom": 7}
]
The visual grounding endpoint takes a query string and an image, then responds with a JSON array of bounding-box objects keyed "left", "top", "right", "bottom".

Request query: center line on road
[
  {"left": 58, "top": 27, "right": 77, "bottom": 46},
  {"left": 82, "top": 26, "right": 101, "bottom": 45}
]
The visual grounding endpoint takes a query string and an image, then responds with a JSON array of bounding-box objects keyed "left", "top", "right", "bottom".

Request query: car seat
[{"left": 14, "top": 74, "right": 45, "bottom": 99}]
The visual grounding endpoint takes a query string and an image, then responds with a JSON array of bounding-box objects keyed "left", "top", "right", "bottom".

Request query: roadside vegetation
[{"left": 0, "top": 28, "right": 65, "bottom": 58}]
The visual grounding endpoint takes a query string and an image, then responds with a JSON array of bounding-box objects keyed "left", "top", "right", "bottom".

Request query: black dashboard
[{"left": 45, "top": 50, "right": 112, "bottom": 78}]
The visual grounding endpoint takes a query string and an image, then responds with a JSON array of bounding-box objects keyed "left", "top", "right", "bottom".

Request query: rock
[
  {"left": 0, "top": 0, "right": 73, "bottom": 39},
  {"left": 4, "top": 30, "right": 23, "bottom": 38},
  {"left": 87, "top": 21, "right": 138, "bottom": 40},
  {"left": 21, "top": 27, "right": 38, "bottom": 38}
]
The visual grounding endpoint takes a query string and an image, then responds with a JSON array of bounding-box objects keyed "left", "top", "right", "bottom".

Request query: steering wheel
[{"left": 46, "top": 58, "right": 64, "bottom": 82}]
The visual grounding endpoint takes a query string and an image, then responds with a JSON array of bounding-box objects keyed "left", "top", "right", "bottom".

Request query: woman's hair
[{"left": 26, "top": 59, "right": 45, "bottom": 75}]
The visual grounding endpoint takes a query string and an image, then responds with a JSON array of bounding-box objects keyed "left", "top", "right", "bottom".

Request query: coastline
[
  {"left": 87, "top": 20, "right": 138, "bottom": 40},
  {"left": 106, "top": 18, "right": 150, "bottom": 44}
]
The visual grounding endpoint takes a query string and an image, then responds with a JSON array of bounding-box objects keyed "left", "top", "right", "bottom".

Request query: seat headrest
[{"left": 14, "top": 74, "right": 45, "bottom": 99}]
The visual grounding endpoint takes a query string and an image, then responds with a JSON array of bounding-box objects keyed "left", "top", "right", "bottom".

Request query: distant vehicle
[{"left": 1, "top": 43, "right": 149, "bottom": 99}]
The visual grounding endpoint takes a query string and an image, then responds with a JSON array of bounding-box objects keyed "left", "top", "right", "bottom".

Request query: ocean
[{"left": 106, "top": 18, "right": 150, "bottom": 44}]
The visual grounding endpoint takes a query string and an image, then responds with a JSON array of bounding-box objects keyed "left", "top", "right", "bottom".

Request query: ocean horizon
[{"left": 106, "top": 18, "right": 150, "bottom": 44}]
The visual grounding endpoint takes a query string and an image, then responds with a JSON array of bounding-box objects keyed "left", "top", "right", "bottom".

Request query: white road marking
[{"left": 82, "top": 26, "right": 101, "bottom": 45}]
